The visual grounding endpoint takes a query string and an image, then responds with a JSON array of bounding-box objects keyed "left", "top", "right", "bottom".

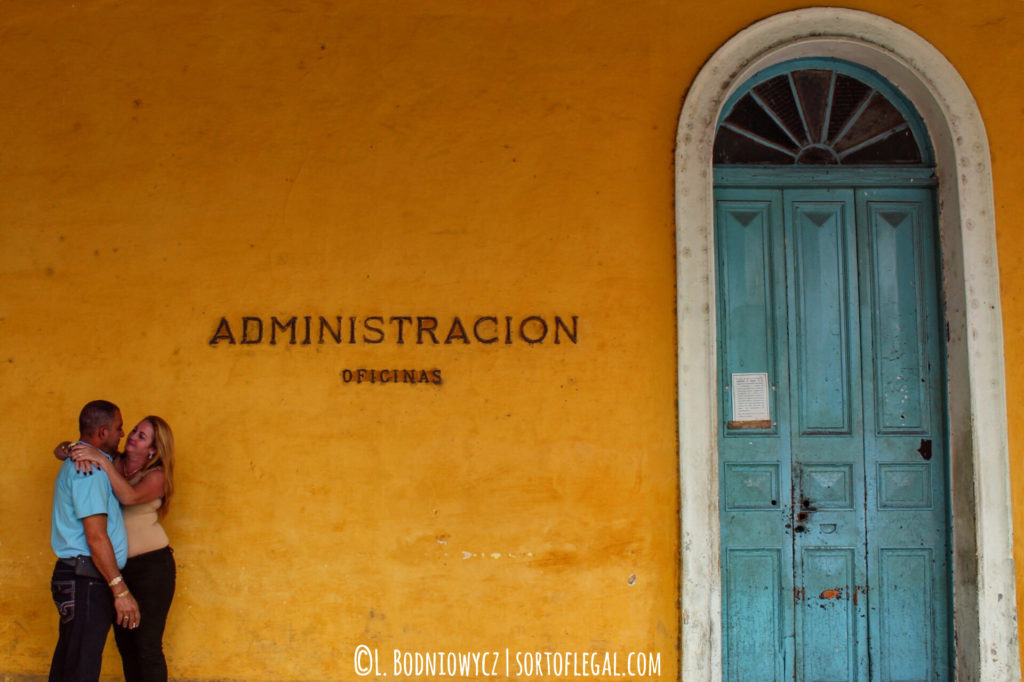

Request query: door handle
[{"left": 918, "top": 439, "right": 932, "bottom": 460}]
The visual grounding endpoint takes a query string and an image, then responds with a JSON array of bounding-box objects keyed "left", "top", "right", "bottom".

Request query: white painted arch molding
[{"left": 675, "top": 7, "right": 1020, "bottom": 682}]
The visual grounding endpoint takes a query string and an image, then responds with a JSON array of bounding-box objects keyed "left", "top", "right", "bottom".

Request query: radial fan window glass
[{"left": 714, "top": 68, "right": 924, "bottom": 165}]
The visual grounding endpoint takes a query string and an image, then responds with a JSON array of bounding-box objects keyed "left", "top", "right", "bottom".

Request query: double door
[{"left": 716, "top": 186, "right": 950, "bottom": 681}]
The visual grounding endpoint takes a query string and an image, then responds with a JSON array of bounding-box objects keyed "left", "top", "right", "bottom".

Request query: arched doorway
[
  {"left": 714, "top": 58, "right": 946, "bottom": 680},
  {"left": 675, "top": 9, "right": 1020, "bottom": 681}
]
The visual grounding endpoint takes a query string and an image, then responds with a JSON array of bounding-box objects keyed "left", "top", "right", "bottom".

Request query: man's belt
[{"left": 58, "top": 555, "right": 104, "bottom": 580}]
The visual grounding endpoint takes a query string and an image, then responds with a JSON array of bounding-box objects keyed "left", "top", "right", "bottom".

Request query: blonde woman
[{"left": 59, "top": 415, "right": 176, "bottom": 682}]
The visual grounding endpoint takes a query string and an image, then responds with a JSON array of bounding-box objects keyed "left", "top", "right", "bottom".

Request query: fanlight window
[{"left": 714, "top": 68, "right": 924, "bottom": 165}]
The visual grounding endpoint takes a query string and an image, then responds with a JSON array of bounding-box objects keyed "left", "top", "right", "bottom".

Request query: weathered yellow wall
[{"left": 2, "top": 0, "right": 1024, "bottom": 679}]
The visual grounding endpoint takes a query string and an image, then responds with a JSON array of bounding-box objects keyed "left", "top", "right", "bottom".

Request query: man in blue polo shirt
[{"left": 49, "top": 399, "right": 141, "bottom": 681}]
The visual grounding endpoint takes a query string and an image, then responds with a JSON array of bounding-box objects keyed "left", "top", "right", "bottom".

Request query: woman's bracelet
[{"left": 114, "top": 589, "right": 131, "bottom": 599}]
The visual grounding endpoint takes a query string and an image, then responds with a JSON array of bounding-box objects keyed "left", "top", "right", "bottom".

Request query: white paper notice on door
[{"left": 731, "top": 372, "right": 770, "bottom": 425}]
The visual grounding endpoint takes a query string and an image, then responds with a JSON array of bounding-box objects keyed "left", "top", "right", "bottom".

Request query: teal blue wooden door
[{"left": 716, "top": 186, "right": 950, "bottom": 681}]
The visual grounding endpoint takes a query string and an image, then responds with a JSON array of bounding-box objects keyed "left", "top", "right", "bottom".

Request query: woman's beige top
[{"left": 122, "top": 469, "right": 170, "bottom": 558}]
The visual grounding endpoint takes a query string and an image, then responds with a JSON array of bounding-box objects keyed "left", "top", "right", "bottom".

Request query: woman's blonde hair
[{"left": 135, "top": 415, "right": 175, "bottom": 517}]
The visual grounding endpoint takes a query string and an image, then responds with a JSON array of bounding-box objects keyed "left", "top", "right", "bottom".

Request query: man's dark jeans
[{"left": 49, "top": 560, "right": 114, "bottom": 682}]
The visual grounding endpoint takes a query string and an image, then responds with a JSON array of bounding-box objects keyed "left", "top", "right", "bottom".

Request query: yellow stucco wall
[{"left": 2, "top": 1, "right": 1024, "bottom": 679}]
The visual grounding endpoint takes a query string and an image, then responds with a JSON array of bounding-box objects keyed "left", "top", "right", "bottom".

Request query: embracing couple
[{"left": 48, "top": 399, "right": 176, "bottom": 682}]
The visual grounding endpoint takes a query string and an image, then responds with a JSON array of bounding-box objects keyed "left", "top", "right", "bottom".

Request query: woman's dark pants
[{"left": 114, "top": 547, "right": 176, "bottom": 682}]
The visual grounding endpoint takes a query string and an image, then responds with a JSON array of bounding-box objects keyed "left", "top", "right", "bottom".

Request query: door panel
[
  {"left": 877, "top": 548, "right": 936, "bottom": 681},
  {"left": 724, "top": 548, "right": 785, "bottom": 681},
  {"left": 787, "top": 194, "right": 857, "bottom": 436},
  {"left": 717, "top": 186, "right": 949, "bottom": 681},
  {"left": 798, "top": 547, "right": 859, "bottom": 682},
  {"left": 716, "top": 189, "right": 792, "bottom": 681},
  {"left": 860, "top": 195, "right": 934, "bottom": 435},
  {"left": 785, "top": 190, "right": 868, "bottom": 681},
  {"left": 858, "top": 189, "right": 949, "bottom": 681}
]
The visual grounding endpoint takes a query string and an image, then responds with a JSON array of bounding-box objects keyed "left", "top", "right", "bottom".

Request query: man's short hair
[{"left": 79, "top": 400, "right": 120, "bottom": 437}]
